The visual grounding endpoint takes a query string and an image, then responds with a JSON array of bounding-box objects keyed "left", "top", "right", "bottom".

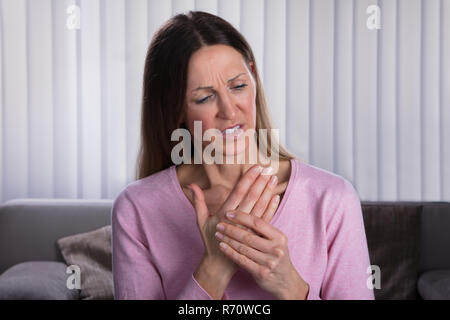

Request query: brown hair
[{"left": 136, "top": 11, "right": 296, "bottom": 180}]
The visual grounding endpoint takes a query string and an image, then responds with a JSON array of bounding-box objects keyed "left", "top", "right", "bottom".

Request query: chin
[{"left": 220, "top": 137, "right": 251, "bottom": 159}]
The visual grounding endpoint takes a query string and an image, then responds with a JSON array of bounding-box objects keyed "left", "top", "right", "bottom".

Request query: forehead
[{"left": 186, "top": 45, "right": 248, "bottom": 87}]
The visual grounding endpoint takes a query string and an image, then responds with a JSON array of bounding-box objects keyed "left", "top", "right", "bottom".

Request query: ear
[{"left": 248, "top": 61, "right": 255, "bottom": 75}]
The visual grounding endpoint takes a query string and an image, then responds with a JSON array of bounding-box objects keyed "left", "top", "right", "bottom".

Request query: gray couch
[
  {"left": 0, "top": 199, "right": 112, "bottom": 300},
  {"left": 0, "top": 198, "right": 449, "bottom": 300}
]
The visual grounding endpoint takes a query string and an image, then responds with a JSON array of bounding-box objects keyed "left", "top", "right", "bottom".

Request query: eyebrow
[{"left": 191, "top": 72, "right": 246, "bottom": 93}]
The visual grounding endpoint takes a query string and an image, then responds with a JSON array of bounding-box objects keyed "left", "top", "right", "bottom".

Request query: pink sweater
[{"left": 111, "top": 158, "right": 375, "bottom": 300}]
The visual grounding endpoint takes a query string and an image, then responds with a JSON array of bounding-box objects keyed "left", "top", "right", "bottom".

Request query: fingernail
[
  {"left": 270, "top": 175, "right": 278, "bottom": 185},
  {"left": 215, "top": 231, "right": 223, "bottom": 239},
  {"left": 254, "top": 165, "right": 263, "bottom": 174},
  {"left": 274, "top": 195, "right": 280, "bottom": 203},
  {"left": 216, "top": 223, "right": 225, "bottom": 231},
  {"left": 226, "top": 212, "right": 235, "bottom": 219},
  {"left": 261, "top": 166, "right": 274, "bottom": 176}
]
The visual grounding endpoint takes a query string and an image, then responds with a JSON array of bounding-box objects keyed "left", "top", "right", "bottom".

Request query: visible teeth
[{"left": 224, "top": 125, "right": 240, "bottom": 134}]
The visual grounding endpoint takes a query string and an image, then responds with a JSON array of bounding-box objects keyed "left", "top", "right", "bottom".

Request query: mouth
[{"left": 221, "top": 124, "right": 244, "bottom": 139}]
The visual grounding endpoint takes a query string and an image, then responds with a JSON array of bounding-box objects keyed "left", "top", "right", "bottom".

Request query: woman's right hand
[{"left": 188, "top": 164, "right": 281, "bottom": 279}]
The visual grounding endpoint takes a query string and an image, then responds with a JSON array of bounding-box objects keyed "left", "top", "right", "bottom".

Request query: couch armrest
[
  {"left": 418, "top": 270, "right": 450, "bottom": 300},
  {"left": 0, "top": 261, "right": 80, "bottom": 300}
]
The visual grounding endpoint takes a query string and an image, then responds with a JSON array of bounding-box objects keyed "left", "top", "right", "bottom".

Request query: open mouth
[{"left": 221, "top": 124, "right": 244, "bottom": 139}]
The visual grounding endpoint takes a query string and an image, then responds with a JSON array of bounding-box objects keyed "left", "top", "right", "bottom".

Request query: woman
[{"left": 111, "top": 11, "right": 374, "bottom": 300}]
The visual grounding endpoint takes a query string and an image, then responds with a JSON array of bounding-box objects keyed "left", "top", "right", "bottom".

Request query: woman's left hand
[{"left": 215, "top": 210, "right": 310, "bottom": 300}]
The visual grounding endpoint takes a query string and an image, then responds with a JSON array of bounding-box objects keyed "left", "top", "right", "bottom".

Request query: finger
[
  {"left": 222, "top": 218, "right": 255, "bottom": 236},
  {"left": 227, "top": 220, "right": 255, "bottom": 234},
  {"left": 218, "top": 241, "right": 269, "bottom": 278},
  {"left": 216, "top": 220, "right": 273, "bottom": 252},
  {"left": 248, "top": 174, "right": 278, "bottom": 218},
  {"left": 215, "top": 231, "right": 277, "bottom": 269},
  {"left": 237, "top": 167, "right": 274, "bottom": 214},
  {"left": 223, "top": 210, "right": 281, "bottom": 241},
  {"left": 261, "top": 194, "right": 281, "bottom": 223},
  {"left": 187, "top": 184, "right": 209, "bottom": 227},
  {"left": 221, "top": 165, "right": 263, "bottom": 210}
]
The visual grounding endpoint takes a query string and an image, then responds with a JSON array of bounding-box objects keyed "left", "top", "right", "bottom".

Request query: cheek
[
  {"left": 240, "top": 93, "right": 254, "bottom": 109},
  {"left": 185, "top": 106, "right": 214, "bottom": 130},
  {"left": 238, "top": 91, "right": 256, "bottom": 124}
]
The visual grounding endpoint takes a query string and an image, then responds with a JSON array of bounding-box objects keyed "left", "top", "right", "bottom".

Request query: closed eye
[
  {"left": 233, "top": 84, "right": 248, "bottom": 90},
  {"left": 196, "top": 95, "right": 213, "bottom": 104},
  {"left": 195, "top": 84, "right": 248, "bottom": 104}
]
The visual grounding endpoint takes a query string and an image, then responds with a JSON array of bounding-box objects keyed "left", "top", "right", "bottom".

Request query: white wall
[{"left": 0, "top": 0, "right": 449, "bottom": 203}]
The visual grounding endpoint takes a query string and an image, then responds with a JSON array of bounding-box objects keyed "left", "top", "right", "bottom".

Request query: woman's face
[{"left": 184, "top": 44, "right": 257, "bottom": 158}]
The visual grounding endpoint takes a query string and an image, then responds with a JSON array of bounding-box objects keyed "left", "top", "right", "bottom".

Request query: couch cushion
[
  {"left": 419, "top": 203, "right": 450, "bottom": 273},
  {"left": 417, "top": 270, "right": 450, "bottom": 300},
  {"left": 0, "top": 199, "right": 113, "bottom": 274},
  {"left": 361, "top": 203, "right": 422, "bottom": 299},
  {"left": 57, "top": 225, "right": 113, "bottom": 300},
  {"left": 0, "top": 261, "right": 80, "bottom": 300}
]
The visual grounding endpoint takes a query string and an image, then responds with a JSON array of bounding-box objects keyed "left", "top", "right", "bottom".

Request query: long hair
[{"left": 136, "top": 11, "right": 296, "bottom": 179}]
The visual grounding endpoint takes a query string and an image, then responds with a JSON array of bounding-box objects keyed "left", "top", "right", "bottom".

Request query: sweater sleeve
[
  {"left": 319, "top": 179, "right": 375, "bottom": 300},
  {"left": 111, "top": 189, "right": 229, "bottom": 300}
]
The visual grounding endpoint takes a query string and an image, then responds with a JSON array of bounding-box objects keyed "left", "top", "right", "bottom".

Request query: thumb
[{"left": 187, "top": 183, "right": 209, "bottom": 227}]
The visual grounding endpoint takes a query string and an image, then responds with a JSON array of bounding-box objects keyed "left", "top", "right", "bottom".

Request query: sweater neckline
[{"left": 169, "top": 158, "right": 298, "bottom": 226}]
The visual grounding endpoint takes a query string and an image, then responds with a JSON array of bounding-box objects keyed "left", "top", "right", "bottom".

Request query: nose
[{"left": 216, "top": 91, "right": 236, "bottom": 120}]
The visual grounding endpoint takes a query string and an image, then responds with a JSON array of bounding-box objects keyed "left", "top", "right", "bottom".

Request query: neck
[{"left": 195, "top": 139, "right": 278, "bottom": 190}]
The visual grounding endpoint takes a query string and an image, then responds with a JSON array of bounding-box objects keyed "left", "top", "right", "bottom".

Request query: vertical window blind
[{"left": 0, "top": 0, "right": 449, "bottom": 203}]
